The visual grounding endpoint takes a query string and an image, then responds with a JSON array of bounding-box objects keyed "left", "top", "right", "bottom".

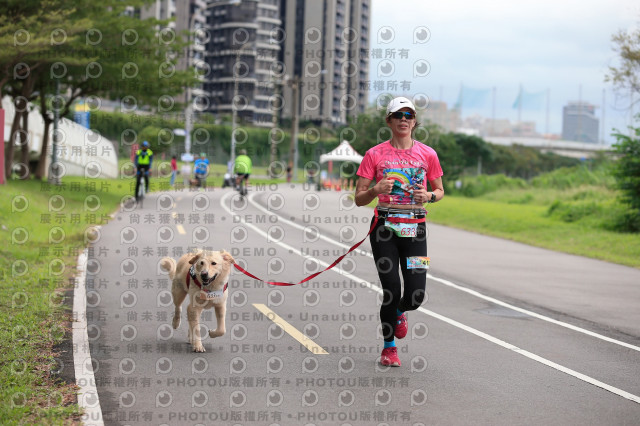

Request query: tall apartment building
[
  {"left": 140, "top": 0, "right": 208, "bottom": 105},
  {"left": 280, "top": 0, "right": 370, "bottom": 126},
  {"left": 562, "top": 101, "right": 599, "bottom": 143},
  {"left": 143, "top": 0, "right": 370, "bottom": 127},
  {"left": 205, "top": 0, "right": 282, "bottom": 127}
]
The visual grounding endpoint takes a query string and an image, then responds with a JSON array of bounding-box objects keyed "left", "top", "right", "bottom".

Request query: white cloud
[{"left": 369, "top": 0, "right": 640, "bottom": 140}]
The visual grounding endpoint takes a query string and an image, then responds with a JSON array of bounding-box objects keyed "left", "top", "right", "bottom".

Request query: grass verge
[
  {"left": 425, "top": 188, "right": 640, "bottom": 268},
  {"left": 0, "top": 178, "right": 130, "bottom": 425}
]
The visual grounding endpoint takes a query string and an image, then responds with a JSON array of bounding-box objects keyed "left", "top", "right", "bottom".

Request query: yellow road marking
[
  {"left": 253, "top": 304, "right": 328, "bottom": 355},
  {"left": 176, "top": 224, "right": 186, "bottom": 235}
]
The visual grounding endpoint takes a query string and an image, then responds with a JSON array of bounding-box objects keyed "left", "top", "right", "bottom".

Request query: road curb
[{"left": 73, "top": 248, "right": 104, "bottom": 426}]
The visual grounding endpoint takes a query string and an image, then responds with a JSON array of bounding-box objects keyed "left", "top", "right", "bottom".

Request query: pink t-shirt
[{"left": 357, "top": 140, "right": 443, "bottom": 205}]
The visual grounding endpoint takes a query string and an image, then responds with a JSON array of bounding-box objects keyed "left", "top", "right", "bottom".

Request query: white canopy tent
[
  {"left": 317, "top": 140, "right": 363, "bottom": 190},
  {"left": 319, "top": 140, "right": 363, "bottom": 164}
]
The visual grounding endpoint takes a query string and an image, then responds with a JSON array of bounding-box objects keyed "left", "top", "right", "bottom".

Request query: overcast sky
[{"left": 369, "top": 0, "right": 640, "bottom": 143}]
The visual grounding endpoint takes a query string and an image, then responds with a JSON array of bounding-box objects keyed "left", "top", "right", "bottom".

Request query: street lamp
[
  {"left": 48, "top": 78, "right": 61, "bottom": 185},
  {"left": 288, "top": 75, "right": 299, "bottom": 183},
  {"left": 229, "top": 44, "right": 253, "bottom": 175},
  {"left": 181, "top": 10, "right": 205, "bottom": 162}
]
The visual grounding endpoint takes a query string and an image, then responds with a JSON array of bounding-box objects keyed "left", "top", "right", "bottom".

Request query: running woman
[{"left": 354, "top": 96, "right": 444, "bottom": 367}]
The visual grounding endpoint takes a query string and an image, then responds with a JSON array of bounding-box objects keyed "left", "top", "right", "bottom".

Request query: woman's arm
[
  {"left": 429, "top": 177, "right": 444, "bottom": 202},
  {"left": 355, "top": 175, "right": 393, "bottom": 206},
  {"left": 354, "top": 177, "right": 376, "bottom": 207}
]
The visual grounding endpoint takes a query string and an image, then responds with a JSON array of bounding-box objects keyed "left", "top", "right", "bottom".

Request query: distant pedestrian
[
  {"left": 354, "top": 96, "right": 444, "bottom": 367},
  {"left": 170, "top": 155, "right": 178, "bottom": 186}
]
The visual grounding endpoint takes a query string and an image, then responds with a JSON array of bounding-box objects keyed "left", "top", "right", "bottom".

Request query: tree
[
  {"left": 612, "top": 128, "right": 640, "bottom": 232},
  {"left": 451, "top": 133, "right": 494, "bottom": 174},
  {"left": 606, "top": 25, "right": 640, "bottom": 99},
  {"left": 607, "top": 21, "right": 640, "bottom": 232},
  {"left": 339, "top": 108, "right": 388, "bottom": 154},
  {"left": 1, "top": 0, "right": 88, "bottom": 179},
  {"left": 427, "top": 129, "right": 464, "bottom": 186},
  {"left": 1, "top": 0, "right": 197, "bottom": 180}
]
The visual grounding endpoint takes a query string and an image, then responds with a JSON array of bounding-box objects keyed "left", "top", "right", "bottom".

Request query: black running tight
[{"left": 369, "top": 217, "right": 428, "bottom": 342}]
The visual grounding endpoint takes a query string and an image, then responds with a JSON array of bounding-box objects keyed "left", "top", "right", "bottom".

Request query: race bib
[
  {"left": 407, "top": 256, "right": 430, "bottom": 270},
  {"left": 200, "top": 289, "right": 224, "bottom": 300},
  {"left": 384, "top": 213, "right": 419, "bottom": 238}
]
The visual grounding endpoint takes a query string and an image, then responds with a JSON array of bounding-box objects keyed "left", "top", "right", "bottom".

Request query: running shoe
[
  {"left": 395, "top": 312, "right": 408, "bottom": 339},
  {"left": 380, "top": 347, "right": 401, "bottom": 367}
]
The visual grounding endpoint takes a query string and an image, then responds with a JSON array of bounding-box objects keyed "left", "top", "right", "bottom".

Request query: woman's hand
[
  {"left": 374, "top": 174, "right": 394, "bottom": 195},
  {"left": 413, "top": 183, "right": 429, "bottom": 204}
]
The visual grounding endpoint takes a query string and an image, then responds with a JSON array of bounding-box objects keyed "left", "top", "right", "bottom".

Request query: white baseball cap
[{"left": 386, "top": 96, "right": 416, "bottom": 115}]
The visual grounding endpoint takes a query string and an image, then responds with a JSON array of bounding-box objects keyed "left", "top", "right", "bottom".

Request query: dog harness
[{"left": 187, "top": 265, "right": 228, "bottom": 292}]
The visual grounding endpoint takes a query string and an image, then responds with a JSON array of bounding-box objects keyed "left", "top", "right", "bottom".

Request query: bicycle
[
  {"left": 136, "top": 169, "right": 148, "bottom": 207},
  {"left": 235, "top": 173, "right": 248, "bottom": 198}
]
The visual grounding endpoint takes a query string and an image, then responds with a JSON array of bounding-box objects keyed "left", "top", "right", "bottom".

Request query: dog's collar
[{"left": 187, "top": 266, "right": 228, "bottom": 292}]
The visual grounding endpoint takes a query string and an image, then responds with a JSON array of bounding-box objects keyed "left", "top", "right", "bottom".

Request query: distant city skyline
[{"left": 369, "top": 0, "right": 640, "bottom": 144}]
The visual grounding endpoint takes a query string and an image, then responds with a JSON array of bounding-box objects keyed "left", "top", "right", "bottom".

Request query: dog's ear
[
  {"left": 188, "top": 254, "right": 201, "bottom": 265},
  {"left": 220, "top": 249, "right": 235, "bottom": 264}
]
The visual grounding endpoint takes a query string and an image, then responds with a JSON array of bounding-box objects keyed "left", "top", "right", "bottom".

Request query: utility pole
[
  {"left": 491, "top": 86, "right": 496, "bottom": 136},
  {"left": 578, "top": 84, "right": 583, "bottom": 141},
  {"left": 601, "top": 88, "right": 605, "bottom": 145},
  {"left": 517, "top": 83, "right": 522, "bottom": 124},
  {"left": 289, "top": 76, "right": 299, "bottom": 183},
  {"left": 269, "top": 77, "right": 280, "bottom": 178},
  {"left": 545, "top": 88, "right": 550, "bottom": 136},
  {"left": 229, "top": 47, "right": 245, "bottom": 175},
  {"left": 185, "top": 93, "right": 192, "bottom": 157}
]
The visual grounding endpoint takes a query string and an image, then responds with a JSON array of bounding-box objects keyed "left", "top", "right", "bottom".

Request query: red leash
[{"left": 232, "top": 208, "right": 426, "bottom": 287}]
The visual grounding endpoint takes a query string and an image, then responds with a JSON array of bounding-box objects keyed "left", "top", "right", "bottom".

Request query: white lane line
[
  {"left": 247, "top": 192, "right": 371, "bottom": 258},
  {"left": 73, "top": 249, "right": 105, "bottom": 425},
  {"left": 246, "top": 193, "right": 640, "bottom": 353},
  {"left": 224, "top": 192, "right": 640, "bottom": 405}
]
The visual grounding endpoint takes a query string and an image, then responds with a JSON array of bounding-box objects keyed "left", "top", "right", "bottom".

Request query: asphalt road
[{"left": 85, "top": 183, "right": 640, "bottom": 425}]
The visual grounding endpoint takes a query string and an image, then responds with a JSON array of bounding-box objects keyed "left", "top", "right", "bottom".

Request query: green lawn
[
  {"left": 424, "top": 189, "right": 640, "bottom": 268},
  {"left": 0, "top": 178, "right": 131, "bottom": 425}
]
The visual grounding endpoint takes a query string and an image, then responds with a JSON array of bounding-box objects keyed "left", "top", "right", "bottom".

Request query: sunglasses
[{"left": 390, "top": 111, "right": 415, "bottom": 120}]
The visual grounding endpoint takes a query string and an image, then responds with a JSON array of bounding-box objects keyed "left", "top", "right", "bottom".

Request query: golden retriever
[{"left": 160, "top": 249, "right": 235, "bottom": 352}]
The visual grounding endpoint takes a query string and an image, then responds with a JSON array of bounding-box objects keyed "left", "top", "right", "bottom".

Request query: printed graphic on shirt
[{"left": 383, "top": 167, "right": 425, "bottom": 204}]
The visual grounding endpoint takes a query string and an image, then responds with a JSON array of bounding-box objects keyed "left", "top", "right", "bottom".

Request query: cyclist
[
  {"left": 194, "top": 152, "right": 209, "bottom": 189},
  {"left": 134, "top": 141, "right": 153, "bottom": 200},
  {"left": 234, "top": 149, "right": 252, "bottom": 192}
]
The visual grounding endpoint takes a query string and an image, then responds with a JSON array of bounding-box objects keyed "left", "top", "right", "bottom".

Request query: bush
[
  {"left": 460, "top": 174, "right": 528, "bottom": 197},
  {"left": 531, "top": 165, "right": 612, "bottom": 190},
  {"left": 546, "top": 200, "right": 602, "bottom": 223}
]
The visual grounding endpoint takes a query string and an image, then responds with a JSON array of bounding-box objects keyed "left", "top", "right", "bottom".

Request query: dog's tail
[{"left": 159, "top": 257, "right": 177, "bottom": 280}]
